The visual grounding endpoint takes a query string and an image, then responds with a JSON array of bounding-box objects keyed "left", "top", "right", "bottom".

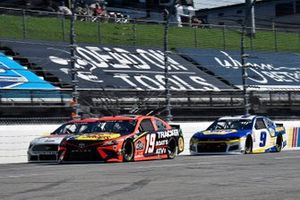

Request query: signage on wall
[
  {"left": 177, "top": 48, "right": 300, "bottom": 90},
  {"left": 1, "top": 41, "right": 233, "bottom": 91},
  {"left": 0, "top": 53, "right": 55, "bottom": 89}
]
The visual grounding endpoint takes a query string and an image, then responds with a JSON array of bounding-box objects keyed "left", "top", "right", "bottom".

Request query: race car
[
  {"left": 190, "top": 115, "right": 286, "bottom": 154},
  {"left": 57, "top": 115, "right": 184, "bottom": 163},
  {"left": 27, "top": 118, "right": 101, "bottom": 162}
]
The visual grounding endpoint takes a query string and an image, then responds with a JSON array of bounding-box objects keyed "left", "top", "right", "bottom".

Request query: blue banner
[{"left": 0, "top": 53, "right": 55, "bottom": 89}]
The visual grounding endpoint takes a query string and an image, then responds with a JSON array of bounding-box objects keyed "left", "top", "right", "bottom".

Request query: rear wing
[
  {"left": 170, "top": 124, "right": 180, "bottom": 129},
  {"left": 276, "top": 123, "right": 284, "bottom": 127}
]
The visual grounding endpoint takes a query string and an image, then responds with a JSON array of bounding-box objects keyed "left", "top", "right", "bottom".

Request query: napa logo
[
  {"left": 0, "top": 60, "right": 28, "bottom": 88},
  {"left": 203, "top": 129, "right": 237, "bottom": 135}
]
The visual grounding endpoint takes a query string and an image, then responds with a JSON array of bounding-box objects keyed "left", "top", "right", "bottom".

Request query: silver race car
[{"left": 27, "top": 118, "right": 100, "bottom": 162}]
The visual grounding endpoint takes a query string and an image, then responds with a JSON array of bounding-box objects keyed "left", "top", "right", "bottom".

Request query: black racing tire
[
  {"left": 122, "top": 139, "right": 135, "bottom": 162},
  {"left": 244, "top": 136, "right": 253, "bottom": 154},
  {"left": 167, "top": 137, "right": 178, "bottom": 159},
  {"left": 275, "top": 135, "right": 283, "bottom": 152}
]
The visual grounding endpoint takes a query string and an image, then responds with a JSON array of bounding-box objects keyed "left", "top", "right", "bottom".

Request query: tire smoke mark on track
[
  {"left": 0, "top": 179, "right": 70, "bottom": 200},
  {"left": 91, "top": 179, "right": 151, "bottom": 200}
]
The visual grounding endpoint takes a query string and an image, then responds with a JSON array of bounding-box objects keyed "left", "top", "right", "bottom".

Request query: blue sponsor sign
[{"left": 0, "top": 53, "right": 55, "bottom": 89}]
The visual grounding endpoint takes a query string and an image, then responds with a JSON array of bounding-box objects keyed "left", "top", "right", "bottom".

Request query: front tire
[
  {"left": 275, "top": 135, "right": 283, "bottom": 152},
  {"left": 167, "top": 137, "right": 178, "bottom": 159},
  {"left": 122, "top": 139, "right": 135, "bottom": 162},
  {"left": 244, "top": 136, "right": 253, "bottom": 154}
]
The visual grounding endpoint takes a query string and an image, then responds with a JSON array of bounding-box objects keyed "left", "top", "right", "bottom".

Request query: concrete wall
[{"left": 1, "top": 121, "right": 299, "bottom": 164}]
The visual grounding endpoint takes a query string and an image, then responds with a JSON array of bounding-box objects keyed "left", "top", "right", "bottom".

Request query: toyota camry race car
[
  {"left": 27, "top": 118, "right": 102, "bottom": 162},
  {"left": 57, "top": 115, "right": 184, "bottom": 163},
  {"left": 190, "top": 115, "right": 286, "bottom": 154}
]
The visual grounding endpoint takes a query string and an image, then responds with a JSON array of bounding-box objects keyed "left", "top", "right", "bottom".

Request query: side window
[
  {"left": 139, "top": 119, "right": 155, "bottom": 132},
  {"left": 255, "top": 118, "right": 267, "bottom": 130},
  {"left": 155, "top": 119, "right": 167, "bottom": 130}
]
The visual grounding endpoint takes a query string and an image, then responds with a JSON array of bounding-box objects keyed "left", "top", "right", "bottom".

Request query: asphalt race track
[{"left": 0, "top": 151, "right": 300, "bottom": 200}]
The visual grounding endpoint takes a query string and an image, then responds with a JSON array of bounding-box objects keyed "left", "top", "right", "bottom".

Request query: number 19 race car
[
  {"left": 190, "top": 115, "right": 286, "bottom": 154},
  {"left": 58, "top": 115, "right": 184, "bottom": 163}
]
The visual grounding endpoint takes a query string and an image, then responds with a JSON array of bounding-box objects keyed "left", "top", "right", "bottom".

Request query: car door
[
  {"left": 252, "top": 117, "right": 271, "bottom": 151},
  {"left": 134, "top": 118, "right": 158, "bottom": 158}
]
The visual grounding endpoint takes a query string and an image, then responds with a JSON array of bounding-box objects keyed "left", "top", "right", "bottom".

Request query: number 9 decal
[
  {"left": 259, "top": 131, "right": 267, "bottom": 147},
  {"left": 145, "top": 133, "right": 156, "bottom": 154}
]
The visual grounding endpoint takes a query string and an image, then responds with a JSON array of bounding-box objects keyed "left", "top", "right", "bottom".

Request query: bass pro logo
[{"left": 0, "top": 61, "right": 28, "bottom": 88}]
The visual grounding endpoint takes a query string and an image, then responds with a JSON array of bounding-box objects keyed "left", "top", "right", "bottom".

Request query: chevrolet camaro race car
[
  {"left": 57, "top": 115, "right": 184, "bottom": 163},
  {"left": 27, "top": 118, "right": 102, "bottom": 162},
  {"left": 190, "top": 115, "right": 287, "bottom": 154}
]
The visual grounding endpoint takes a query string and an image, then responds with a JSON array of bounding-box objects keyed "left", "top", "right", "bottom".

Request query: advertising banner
[
  {"left": 1, "top": 41, "right": 233, "bottom": 91},
  {"left": 0, "top": 53, "right": 55, "bottom": 89},
  {"left": 177, "top": 48, "right": 300, "bottom": 90}
]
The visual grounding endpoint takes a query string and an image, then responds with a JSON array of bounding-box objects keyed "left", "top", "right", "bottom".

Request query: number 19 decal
[{"left": 145, "top": 133, "right": 156, "bottom": 154}]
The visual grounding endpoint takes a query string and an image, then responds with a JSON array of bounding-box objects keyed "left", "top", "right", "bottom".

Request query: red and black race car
[{"left": 57, "top": 115, "right": 184, "bottom": 162}]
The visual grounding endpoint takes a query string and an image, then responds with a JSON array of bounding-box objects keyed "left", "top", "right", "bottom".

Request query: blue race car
[{"left": 190, "top": 115, "right": 286, "bottom": 154}]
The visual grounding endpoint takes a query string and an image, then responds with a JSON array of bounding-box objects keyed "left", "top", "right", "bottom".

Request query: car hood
[
  {"left": 30, "top": 135, "right": 67, "bottom": 145},
  {"left": 67, "top": 132, "right": 121, "bottom": 141},
  {"left": 192, "top": 129, "right": 250, "bottom": 140}
]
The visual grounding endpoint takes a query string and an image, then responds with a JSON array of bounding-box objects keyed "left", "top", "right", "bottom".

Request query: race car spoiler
[
  {"left": 276, "top": 123, "right": 284, "bottom": 127},
  {"left": 170, "top": 124, "right": 180, "bottom": 129}
]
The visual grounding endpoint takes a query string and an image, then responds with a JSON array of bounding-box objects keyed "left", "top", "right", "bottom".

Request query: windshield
[
  {"left": 92, "top": 120, "right": 137, "bottom": 135},
  {"left": 52, "top": 122, "right": 99, "bottom": 135},
  {"left": 207, "top": 119, "right": 253, "bottom": 131}
]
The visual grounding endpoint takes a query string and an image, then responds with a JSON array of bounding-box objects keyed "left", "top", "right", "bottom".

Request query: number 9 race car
[
  {"left": 58, "top": 115, "right": 184, "bottom": 163},
  {"left": 190, "top": 115, "right": 286, "bottom": 154}
]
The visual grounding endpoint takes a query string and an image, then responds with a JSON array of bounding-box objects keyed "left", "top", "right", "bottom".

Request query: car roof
[
  {"left": 68, "top": 115, "right": 158, "bottom": 123},
  {"left": 68, "top": 118, "right": 100, "bottom": 123},
  {"left": 218, "top": 115, "right": 258, "bottom": 121},
  {"left": 98, "top": 115, "right": 151, "bottom": 121}
]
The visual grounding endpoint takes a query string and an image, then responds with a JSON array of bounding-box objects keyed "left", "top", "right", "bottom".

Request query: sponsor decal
[
  {"left": 155, "top": 140, "right": 168, "bottom": 146},
  {"left": 157, "top": 129, "right": 180, "bottom": 139},
  {"left": 202, "top": 129, "right": 237, "bottom": 135},
  {"left": 77, "top": 133, "right": 121, "bottom": 141},
  {"left": 135, "top": 140, "right": 144, "bottom": 150},
  {"left": 155, "top": 148, "right": 166, "bottom": 154},
  {"left": 78, "top": 142, "right": 86, "bottom": 148}
]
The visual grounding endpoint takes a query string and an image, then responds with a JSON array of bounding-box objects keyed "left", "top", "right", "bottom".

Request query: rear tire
[
  {"left": 275, "top": 135, "right": 283, "bottom": 152},
  {"left": 167, "top": 137, "right": 178, "bottom": 159},
  {"left": 244, "top": 136, "right": 253, "bottom": 154},
  {"left": 122, "top": 140, "right": 134, "bottom": 162}
]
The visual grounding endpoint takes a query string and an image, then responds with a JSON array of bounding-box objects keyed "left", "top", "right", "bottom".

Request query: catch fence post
[
  {"left": 22, "top": 9, "right": 27, "bottom": 39},
  {"left": 222, "top": 25, "right": 226, "bottom": 50},
  {"left": 163, "top": 9, "right": 172, "bottom": 122}
]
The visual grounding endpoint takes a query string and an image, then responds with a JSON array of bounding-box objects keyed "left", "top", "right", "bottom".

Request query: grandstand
[{"left": 0, "top": 4, "right": 300, "bottom": 122}]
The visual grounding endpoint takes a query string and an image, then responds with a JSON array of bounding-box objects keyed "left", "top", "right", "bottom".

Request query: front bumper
[
  {"left": 190, "top": 139, "right": 244, "bottom": 154},
  {"left": 27, "top": 151, "right": 58, "bottom": 162}
]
